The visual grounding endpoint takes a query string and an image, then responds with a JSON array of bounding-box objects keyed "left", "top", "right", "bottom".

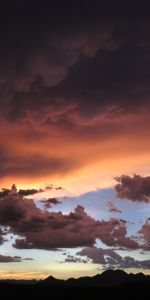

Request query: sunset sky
[{"left": 0, "top": 1, "right": 150, "bottom": 279}]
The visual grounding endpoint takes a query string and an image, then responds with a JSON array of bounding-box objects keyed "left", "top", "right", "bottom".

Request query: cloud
[
  {"left": 0, "top": 150, "right": 79, "bottom": 179},
  {"left": 94, "top": 218, "right": 138, "bottom": 249},
  {"left": 77, "top": 247, "right": 119, "bottom": 265},
  {"left": 2, "top": 184, "right": 62, "bottom": 196},
  {"left": 115, "top": 174, "right": 150, "bottom": 203},
  {"left": 0, "top": 186, "right": 63, "bottom": 210},
  {"left": 63, "top": 254, "right": 88, "bottom": 264},
  {"left": 138, "top": 218, "right": 150, "bottom": 250},
  {"left": 18, "top": 189, "right": 42, "bottom": 196},
  {"left": 106, "top": 201, "right": 122, "bottom": 213},
  {"left": 40, "top": 198, "right": 62, "bottom": 209},
  {"left": 0, "top": 11, "right": 150, "bottom": 186},
  {"left": 0, "top": 187, "right": 41, "bottom": 198},
  {"left": 0, "top": 188, "right": 138, "bottom": 250},
  {"left": 0, "top": 9, "right": 150, "bottom": 128},
  {"left": 0, "top": 255, "right": 33, "bottom": 263},
  {"left": 77, "top": 246, "right": 150, "bottom": 269},
  {"left": 0, "top": 229, "right": 5, "bottom": 245},
  {"left": 0, "top": 9, "right": 121, "bottom": 126},
  {"left": 0, "top": 189, "right": 10, "bottom": 198}
]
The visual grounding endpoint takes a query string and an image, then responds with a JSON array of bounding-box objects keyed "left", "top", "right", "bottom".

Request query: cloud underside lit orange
[{"left": 0, "top": 110, "right": 150, "bottom": 193}]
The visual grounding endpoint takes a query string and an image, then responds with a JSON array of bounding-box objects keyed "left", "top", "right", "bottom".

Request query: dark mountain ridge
[
  {"left": 43, "top": 269, "right": 150, "bottom": 287},
  {"left": 0, "top": 270, "right": 149, "bottom": 300},
  {"left": 0, "top": 269, "right": 149, "bottom": 287}
]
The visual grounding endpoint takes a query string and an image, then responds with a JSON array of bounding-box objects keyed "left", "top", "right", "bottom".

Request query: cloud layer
[
  {"left": 0, "top": 254, "right": 33, "bottom": 263},
  {"left": 139, "top": 218, "right": 150, "bottom": 251},
  {"left": 0, "top": 1, "right": 149, "bottom": 279},
  {"left": 115, "top": 174, "right": 150, "bottom": 203},
  {"left": 0, "top": 187, "right": 139, "bottom": 250},
  {"left": 0, "top": 6, "right": 150, "bottom": 189},
  {"left": 77, "top": 246, "right": 150, "bottom": 270}
]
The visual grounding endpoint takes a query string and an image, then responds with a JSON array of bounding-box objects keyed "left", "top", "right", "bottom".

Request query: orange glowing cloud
[{"left": 0, "top": 109, "right": 150, "bottom": 194}]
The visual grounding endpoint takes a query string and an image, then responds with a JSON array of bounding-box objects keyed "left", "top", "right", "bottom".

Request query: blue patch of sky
[{"left": 37, "top": 187, "right": 149, "bottom": 235}]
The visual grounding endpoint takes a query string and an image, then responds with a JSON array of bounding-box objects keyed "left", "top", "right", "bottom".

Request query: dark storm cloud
[
  {"left": 0, "top": 189, "right": 139, "bottom": 250},
  {"left": 115, "top": 174, "right": 150, "bottom": 203},
  {"left": 0, "top": 2, "right": 150, "bottom": 128},
  {"left": 0, "top": 3, "right": 118, "bottom": 124},
  {"left": 106, "top": 201, "right": 122, "bottom": 213},
  {"left": 0, "top": 4, "right": 150, "bottom": 182},
  {"left": 77, "top": 246, "right": 150, "bottom": 269}
]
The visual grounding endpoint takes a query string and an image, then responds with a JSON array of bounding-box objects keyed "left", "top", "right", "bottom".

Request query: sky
[{"left": 0, "top": 0, "right": 150, "bottom": 279}]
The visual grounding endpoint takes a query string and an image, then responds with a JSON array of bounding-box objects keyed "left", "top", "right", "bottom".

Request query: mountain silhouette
[
  {"left": 42, "top": 269, "right": 150, "bottom": 287},
  {"left": 0, "top": 269, "right": 149, "bottom": 299}
]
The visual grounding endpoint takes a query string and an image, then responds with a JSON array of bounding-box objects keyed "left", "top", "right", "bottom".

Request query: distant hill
[
  {"left": 43, "top": 269, "right": 150, "bottom": 287},
  {"left": 0, "top": 269, "right": 149, "bottom": 287},
  {"left": 0, "top": 270, "right": 149, "bottom": 299},
  {"left": 0, "top": 278, "right": 38, "bottom": 285}
]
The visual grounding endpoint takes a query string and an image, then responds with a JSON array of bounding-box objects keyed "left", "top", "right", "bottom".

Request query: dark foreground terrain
[{"left": 0, "top": 270, "right": 149, "bottom": 300}]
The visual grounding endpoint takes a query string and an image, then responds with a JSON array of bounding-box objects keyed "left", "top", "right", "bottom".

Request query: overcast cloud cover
[{"left": 0, "top": 0, "right": 149, "bottom": 279}]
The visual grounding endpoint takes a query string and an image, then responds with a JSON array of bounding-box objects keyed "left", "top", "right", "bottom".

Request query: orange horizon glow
[{"left": 0, "top": 268, "right": 149, "bottom": 280}]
